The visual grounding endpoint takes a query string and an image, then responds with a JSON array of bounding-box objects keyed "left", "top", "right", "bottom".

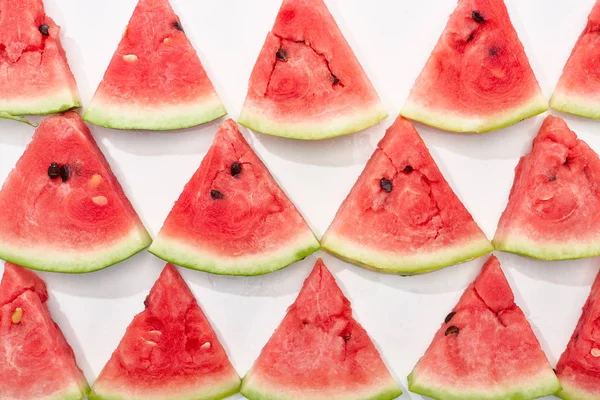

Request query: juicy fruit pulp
[
  {"left": 401, "top": 0, "right": 546, "bottom": 133},
  {"left": 321, "top": 116, "right": 492, "bottom": 274},
  {"left": 494, "top": 115, "right": 600, "bottom": 260},
  {"left": 556, "top": 270, "right": 600, "bottom": 400},
  {"left": 149, "top": 119, "right": 320, "bottom": 276},
  {"left": 83, "top": 0, "right": 225, "bottom": 130},
  {"left": 90, "top": 264, "right": 241, "bottom": 400},
  {"left": 0, "top": 263, "right": 90, "bottom": 400},
  {"left": 0, "top": 0, "right": 80, "bottom": 115},
  {"left": 239, "top": 0, "right": 387, "bottom": 140},
  {"left": 409, "top": 255, "right": 561, "bottom": 400},
  {"left": 242, "top": 259, "right": 402, "bottom": 400},
  {"left": 0, "top": 112, "right": 151, "bottom": 273}
]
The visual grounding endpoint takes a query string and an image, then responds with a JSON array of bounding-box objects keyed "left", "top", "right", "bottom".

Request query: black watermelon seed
[
  {"left": 143, "top": 298, "right": 149, "bottom": 308},
  {"left": 380, "top": 178, "right": 393, "bottom": 193},
  {"left": 231, "top": 162, "right": 242, "bottom": 177},
  {"left": 59, "top": 165, "right": 70, "bottom": 182},
  {"left": 472, "top": 11, "right": 486, "bottom": 23},
  {"left": 39, "top": 24, "right": 50, "bottom": 36},
  {"left": 445, "top": 325, "right": 460, "bottom": 336},
  {"left": 445, "top": 311, "right": 456, "bottom": 324},
  {"left": 403, "top": 165, "right": 414, "bottom": 173},
  {"left": 488, "top": 46, "right": 499, "bottom": 57},
  {"left": 210, "top": 189, "right": 224, "bottom": 200},
  {"left": 48, "top": 162, "right": 60, "bottom": 179},
  {"left": 466, "top": 32, "right": 475, "bottom": 43},
  {"left": 343, "top": 333, "right": 351, "bottom": 342},
  {"left": 276, "top": 48, "right": 288, "bottom": 62},
  {"left": 173, "top": 20, "right": 184, "bottom": 32},
  {"left": 331, "top": 73, "right": 340, "bottom": 85}
]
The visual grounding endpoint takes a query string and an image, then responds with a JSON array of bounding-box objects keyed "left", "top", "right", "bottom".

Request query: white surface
[{"left": 0, "top": 0, "right": 598, "bottom": 398}]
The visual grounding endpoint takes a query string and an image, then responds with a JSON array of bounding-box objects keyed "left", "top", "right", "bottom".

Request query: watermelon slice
[
  {"left": 401, "top": 0, "right": 546, "bottom": 133},
  {"left": 408, "top": 255, "right": 561, "bottom": 400},
  {"left": 238, "top": 0, "right": 387, "bottom": 140},
  {"left": 0, "top": 112, "right": 151, "bottom": 273},
  {"left": 494, "top": 115, "right": 600, "bottom": 260},
  {"left": 0, "top": 0, "right": 80, "bottom": 116},
  {"left": 550, "top": 1, "right": 600, "bottom": 119},
  {"left": 83, "top": 0, "right": 226, "bottom": 130},
  {"left": 556, "top": 269, "right": 600, "bottom": 400},
  {"left": 149, "top": 119, "right": 320, "bottom": 275},
  {"left": 321, "top": 116, "right": 492, "bottom": 274},
  {"left": 0, "top": 262, "right": 90, "bottom": 400},
  {"left": 242, "top": 258, "right": 402, "bottom": 400},
  {"left": 89, "top": 263, "right": 241, "bottom": 400}
]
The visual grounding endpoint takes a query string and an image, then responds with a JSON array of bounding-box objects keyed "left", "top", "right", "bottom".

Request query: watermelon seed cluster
[{"left": 47, "top": 162, "right": 70, "bottom": 182}]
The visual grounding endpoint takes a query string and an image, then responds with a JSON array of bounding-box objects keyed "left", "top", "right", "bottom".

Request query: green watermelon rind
[
  {"left": 492, "top": 234, "right": 600, "bottom": 261},
  {"left": 321, "top": 233, "right": 493, "bottom": 275},
  {"left": 0, "top": 227, "right": 152, "bottom": 274},
  {"left": 238, "top": 103, "right": 388, "bottom": 140},
  {"left": 148, "top": 232, "right": 320, "bottom": 276},
  {"left": 82, "top": 95, "right": 227, "bottom": 131},
  {"left": 550, "top": 90, "right": 600, "bottom": 120},
  {"left": 400, "top": 96, "right": 548, "bottom": 133},
  {"left": 408, "top": 369, "right": 561, "bottom": 400},
  {"left": 0, "top": 89, "right": 81, "bottom": 117}
]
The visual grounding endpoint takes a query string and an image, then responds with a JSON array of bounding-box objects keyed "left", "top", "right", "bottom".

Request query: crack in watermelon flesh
[
  {"left": 0, "top": 0, "right": 80, "bottom": 116},
  {"left": 401, "top": 0, "right": 546, "bottom": 133},
  {"left": 321, "top": 116, "right": 492, "bottom": 274},
  {"left": 408, "top": 255, "right": 561, "bottom": 400},
  {"left": 149, "top": 119, "right": 320, "bottom": 276},
  {"left": 242, "top": 259, "right": 402, "bottom": 400},
  {"left": 239, "top": 0, "right": 387, "bottom": 140},
  {"left": 0, "top": 263, "right": 90, "bottom": 400},
  {"left": 556, "top": 269, "right": 600, "bottom": 400},
  {"left": 494, "top": 115, "right": 600, "bottom": 260}
]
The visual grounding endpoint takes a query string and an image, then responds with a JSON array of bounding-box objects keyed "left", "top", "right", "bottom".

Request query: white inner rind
[
  {"left": 556, "top": 377, "right": 599, "bottom": 400},
  {"left": 493, "top": 233, "right": 600, "bottom": 261},
  {"left": 550, "top": 90, "right": 600, "bottom": 120},
  {"left": 0, "top": 88, "right": 81, "bottom": 115}
]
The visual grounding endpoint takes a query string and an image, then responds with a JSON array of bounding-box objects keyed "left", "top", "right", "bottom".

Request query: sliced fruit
[
  {"left": 149, "top": 119, "right": 319, "bottom": 275},
  {"left": 83, "top": 0, "right": 225, "bottom": 130},
  {"left": 401, "top": 0, "right": 546, "bottom": 133},
  {"left": 321, "top": 116, "right": 492, "bottom": 274},
  {"left": 242, "top": 258, "right": 402, "bottom": 400},
  {"left": 238, "top": 0, "right": 387, "bottom": 140},
  {"left": 408, "top": 255, "right": 561, "bottom": 400},
  {"left": 0, "top": 112, "right": 151, "bottom": 273},
  {"left": 89, "top": 263, "right": 241, "bottom": 400}
]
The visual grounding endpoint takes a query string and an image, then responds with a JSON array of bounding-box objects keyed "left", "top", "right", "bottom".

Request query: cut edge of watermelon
[
  {"left": 0, "top": 88, "right": 81, "bottom": 116},
  {"left": 400, "top": 95, "right": 548, "bottom": 133},
  {"left": 148, "top": 231, "right": 320, "bottom": 276},
  {"left": 238, "top": 102, "right": 388, "bottom": 140},
  {"left": 550, "top": 90, "right": 600, "bottom": 120},
  {"left": 83, "top": 94, "right": 226, "bottom": 131},
  {"left": 556, "top": 377, "right": 598, "bottom": 400},
  {"left": 0, "top": 227, "right": 152, "bottom": 273},
  {"left": 408, "top": 367, "right": 561, "bottom": 400},
  {"left": 492, "top": 233, "right": 600, "bottom": 261},
  {"left": 321, "top": 232, "right": 493, "bottom": 275}
]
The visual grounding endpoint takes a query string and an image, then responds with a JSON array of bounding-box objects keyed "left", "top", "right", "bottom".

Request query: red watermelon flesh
[
  {"left": 0, "top": 112, "right": 151, "bottom": 273},
  {"left": 0, "top": 0, "right": 80, "bottom": 115},
  {"left": 83, "top": 0, "right": 225, "bottom": 130},
  {"left": 556, "top": 269, "right": 600, "bottom": 400},
  {"left": 0, "top": 262, "right": 89, "bottom": 400},
  {"left": 494, "top": 115, "right": 600, "bottom": 260},
  {"left": 241, "top": 259, "right": 402, "bottom": 400},
  {"left": 401, "top": 0, "right": 546, "bottom": 133},
  {"left": 321, "top": 116, "right": 492, "bottom": 274},
  {"left": 551, "top": 0, "right": 600, "bottom": 120},
  {"left": 408, "top": 255, "right": 561, "bottom": 400},
  {"left": 149, "top": 119, "right": 319, "bottom": 276},
  {"left": 238, "top": 0, "right": 387, "bottom": 140},
  {"left": 89, "top": 263, "right": 241, "bottom": 400}
]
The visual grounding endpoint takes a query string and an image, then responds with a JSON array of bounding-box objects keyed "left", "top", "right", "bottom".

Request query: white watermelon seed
[
  {"left": 89, "top": 174, "right": 103, "bottom": 187},
  {"left": 592, "top": 348, "right": 600, "bottom": 357},
  {"left": 11, "top": 308, "right": 23, "bottom": 324},
  {"left": 92, "top": 196, "right": 108, "bottom": 206},
  {"left": 201, "top": 342, "right": 211, "bottom": 349},
  {"left": 163, "top": 37, "right": 172, "bottom": 45},
  {"left": 123, "top": 54, "right": 138, "bottom": 63}
]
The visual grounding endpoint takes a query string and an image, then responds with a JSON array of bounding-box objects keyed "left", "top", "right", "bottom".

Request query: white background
[{"left": 0, "top": 0, "right": 598, "bottom": 398}]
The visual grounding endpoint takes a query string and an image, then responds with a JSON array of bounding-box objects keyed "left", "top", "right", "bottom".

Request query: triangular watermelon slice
[
  {"left": 321, "top": 116, "right": 492, "bottom": 274},
  {"left": 551, "top": 1, "right": 600, "bottom": 119},
  {"left": 238, "top": 0, "right": 387, "bottom": 140},
  {"left": 83, "top": 0, "right": 226, "bottom": 130},
  {"left": 408, "top": 255, "right": 561, "bottom": 400},
  {"left": 556, "top": 269, "right": 600, "bottom": 400},
  {"left": 0, "top": 0, "right": 80, "bottom": 116},
  {"left": 90, "top": 263, "right": 241, "bottom": 400},
  {"left": 494, "top": 115, "right": 600, "bottom": 260},
  {"left": 0, "top": 112, "right": 151, "bottom": 273},
  {"left": 401, "top": 0, "right": 546, "bottom": 133},
  {"left": 0, "top": 262, "right": 90, "bottom": 399},
  {"left": 149, "top": 119, "right": 320, "bottom": 275},
  {"left": 242, "top": 258, "right": 402, "bottom": 400}
]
